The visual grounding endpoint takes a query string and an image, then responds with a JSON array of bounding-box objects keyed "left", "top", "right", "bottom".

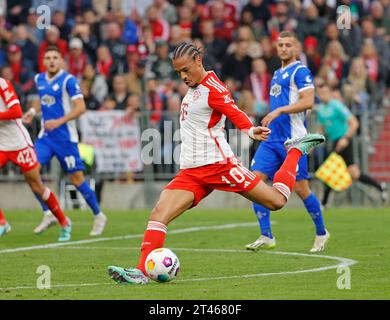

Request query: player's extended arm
[
  {"left": 44, "top": 97, "right": 86, "bottom": 131},
  {"left": 22, "top": 98, "right": 41, "bottom": 125},
  {"left": 262, "top": 88, "right": 315, "bottom": 127},
  {"left": 0, "top": 103, "right": 23, "bottom": 120},
  {"left": 208, "top": 92, "right": 271, "bottom": 141}
]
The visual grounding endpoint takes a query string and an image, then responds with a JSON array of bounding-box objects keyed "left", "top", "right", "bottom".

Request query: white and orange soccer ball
[{"left": 145, "top": 248, "right": 180, "bottom": 282}]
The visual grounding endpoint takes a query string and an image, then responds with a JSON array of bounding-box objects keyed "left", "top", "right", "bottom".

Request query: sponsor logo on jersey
[
  {"left": 41, "top": 94, "right": 55, "bottom": 107},
  {"left": 223, "top": 93, "right": 234, "bottom": 104},
  {"left": 270, "top": 83, "right": 282, "bottom": 97},
  {"left": 193, "top": 89, "right": 201, "bottom": 101}
]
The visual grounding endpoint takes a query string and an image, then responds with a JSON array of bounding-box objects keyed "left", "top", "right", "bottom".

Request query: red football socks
[
  {"left": 136, "top": 221, "right": 167, "bottom": 275},
  {"left": 0, "top": 208, "right": 6, "bottom": 225},
  {"left": 41, "top": 188, "right": 68, "bottom": 228},
  {"left": 273, "top": 148, "right": 302, "bottom": 200}
]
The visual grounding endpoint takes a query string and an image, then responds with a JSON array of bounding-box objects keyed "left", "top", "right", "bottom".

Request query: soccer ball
[{"left": 145, "top": 248, "right": 180, "bottom": 282}]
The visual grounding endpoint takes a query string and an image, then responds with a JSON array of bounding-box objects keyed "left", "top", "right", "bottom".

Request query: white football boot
[
  {"left": 245, "top": 235, "right": 276, "bottom": 251},
  {"left": 89, "top": 212, "right": 107, "bottom": 236},
  {"left": 310, "top": 230, "right": 330, "bottom": 253},
  {"left": 34, "top": 213, "right": 58, "bottom": 234}
]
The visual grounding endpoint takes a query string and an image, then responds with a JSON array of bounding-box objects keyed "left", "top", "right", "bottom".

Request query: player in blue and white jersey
[
  {"left": 23, "top": 46, "right": 107, "bottom": 236},
  {"left": 246, "top": 31, "right": 330, "bottom": 253}
]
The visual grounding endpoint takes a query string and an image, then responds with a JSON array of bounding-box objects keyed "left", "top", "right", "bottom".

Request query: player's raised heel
[
  {"left": 34, "top": 214, "right": 58, "bottom": 234},
  {"left": 284, "top": 133, "right": 326, "bottom": 155},
  {"left": 108, "top": 266, "right": 149, "bottom": 285},
  {"left": 0, "top": 222, "right": 11, "bottom": 237}
]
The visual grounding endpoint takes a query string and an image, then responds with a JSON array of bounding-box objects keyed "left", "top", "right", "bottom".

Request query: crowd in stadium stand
[{"left": 1, "top": 0, "right": 389, "bottom": 151}]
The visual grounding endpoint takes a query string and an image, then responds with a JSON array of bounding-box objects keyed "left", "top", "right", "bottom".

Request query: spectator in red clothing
[
  {"left": 6, "top": 44, "right": 35, "bottom": 95},
  {"left": 209, "top": 1, "right": 237, "bottom": 42},
  {"left": 124, "top": 44, "right": 140, "bottom": 73},
  {"left": 203, "top": 0, "right": 237, "bottom": 24},
  {"left": 322, "top": 40, "right": 349, "bottom": 81},
  {"left": 146, "top": 5, "right": 170, "bottom": 41},
  {"left": 67, "top": 38, "right": 89, "bottom": 79},
  {"left": 96, "top": 45, "right": 114, "bottom": 79},
  {"left": 38, "top": 25, "right": 68, "bottom": 72},
  {"left": 303, "top": 36, "right": 322, "bottom": 75},
  {"left": 177, "top": 5, "right": 193, "bottom": 40}
]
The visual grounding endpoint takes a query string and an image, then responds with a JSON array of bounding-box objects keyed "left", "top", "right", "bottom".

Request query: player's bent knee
[
  {"left": 149, "top": 205, "right": 170, "bottom": 225},
  {"left": 69, "top": 172, "right": 85, "bottom": 186},
  {"left": 269, "top": 196, "right": 286, "bottom": 211}
]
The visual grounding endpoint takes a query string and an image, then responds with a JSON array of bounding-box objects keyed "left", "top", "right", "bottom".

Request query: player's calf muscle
[{"left": 243, "top": 184, "right": 286, "bottom": 211}]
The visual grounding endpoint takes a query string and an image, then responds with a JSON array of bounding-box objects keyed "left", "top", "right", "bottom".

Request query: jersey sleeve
[
  {"left": 65, "top": 76, "right": 84, "bottom": 101},
  {"left": 208, "top": 90, "right": 254, "bottom": 131},
  {"left": 0, "top": 78, "right": 21, "bottom": 109},
  {"left": 0, "top": 78, "right": 22, "bottom": 120},
  {"left": 294, "top": 66, "right": 314, "bottom": 92}
]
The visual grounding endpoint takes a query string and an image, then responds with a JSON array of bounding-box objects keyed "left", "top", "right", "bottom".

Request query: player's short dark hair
[
  {"left": 278, "top": 31, "right": 298, "bottom": 40},
  {"left": 172, "top": 42, "right": 202, "bottom": 60},
  {"left": 44, "top": 46, "right": 61, "bottom": 55}
]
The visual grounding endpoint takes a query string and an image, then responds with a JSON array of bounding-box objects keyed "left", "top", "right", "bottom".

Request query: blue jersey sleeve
[
  {"left": 66, "top": 76, "right": 83, "bottom": 100},
  {"left": 294, "top": 66, "right": 314, "bottom": 92}
]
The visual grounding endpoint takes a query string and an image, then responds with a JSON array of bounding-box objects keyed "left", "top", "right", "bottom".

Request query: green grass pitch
[{"left": 0, "top": 207, "right": 389, "bottom": 300}]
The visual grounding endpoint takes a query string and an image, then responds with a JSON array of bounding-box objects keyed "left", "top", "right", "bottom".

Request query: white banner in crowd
[{"left": 80, "top": 111, "right": 143, "bottom": 173}]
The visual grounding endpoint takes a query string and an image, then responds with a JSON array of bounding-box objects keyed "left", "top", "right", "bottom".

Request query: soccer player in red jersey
[
  {"left": 0, "top": 77, "right": 71, "bottom": 241},
  {"left": 107, "top": 43, "right": 325, "bottom": 284}
]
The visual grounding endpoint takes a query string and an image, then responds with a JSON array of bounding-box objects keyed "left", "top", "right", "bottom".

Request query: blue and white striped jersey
[
  {"left": 35, "top": 70, "right": 83, "bottom": 143},
  {"left": 268, "top": 61, "right": 314, "bottom": 142}
]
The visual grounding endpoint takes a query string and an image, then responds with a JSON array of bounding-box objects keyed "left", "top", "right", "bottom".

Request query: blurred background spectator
[{"left": 0, "top": 0, "right": 388, "bottom": 186}]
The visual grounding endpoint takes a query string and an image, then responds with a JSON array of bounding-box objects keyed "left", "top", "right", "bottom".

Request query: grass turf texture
[{"left": 0, "top": 208, "right": 389, "bottom": 299}]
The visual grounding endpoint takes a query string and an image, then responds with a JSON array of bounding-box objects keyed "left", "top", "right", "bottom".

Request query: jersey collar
[
  {"left": 45, "top": 69, "right": 65, "bottom": 83},
  {"left": 280, "top": 60, "right": 301, "bottom": 72}
]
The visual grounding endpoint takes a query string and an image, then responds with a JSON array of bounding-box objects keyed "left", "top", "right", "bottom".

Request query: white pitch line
[
  {"left": 0, "top": 222, "right": 258, "bottom": 255},
  {"left": 0, "top": 222, "right": 358, "bottom": 291}
]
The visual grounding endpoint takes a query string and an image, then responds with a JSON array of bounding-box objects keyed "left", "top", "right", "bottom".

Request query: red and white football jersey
[
  {"left": 179, "top": 71, "right": 254, "bottom": 169},
  {"left": 0, "top": 78, "right": 33, "bottom": 151}
]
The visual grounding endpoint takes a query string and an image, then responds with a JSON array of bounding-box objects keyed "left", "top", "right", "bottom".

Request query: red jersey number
[
  {"left": 180, "top": 103, "right": 189, "bottom": 121},
  {"left": 16, "top": 148, "right": 37, "bottom": 166}
]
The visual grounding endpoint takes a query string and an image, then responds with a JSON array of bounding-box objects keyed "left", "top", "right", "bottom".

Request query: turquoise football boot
[
  {"left": 58, "top": 218, "right": 72, "bottom": 242},
  {"left": 284, "top": 133, "right": 326, "bottom": 155},
  {"left": 108, "top": 266, "right": 149, "bottom": 285},
  {"left": 0, "top": 222, "right": 11, "bottom": 237}
]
